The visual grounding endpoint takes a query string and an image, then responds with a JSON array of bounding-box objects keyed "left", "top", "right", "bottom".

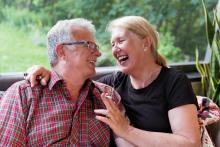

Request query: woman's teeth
[{"left": 118, "top": 55, "right": 128, "bottom": 62}]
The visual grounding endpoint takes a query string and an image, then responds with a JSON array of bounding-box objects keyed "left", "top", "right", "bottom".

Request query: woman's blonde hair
[{"left": 107, "top": 16, "right": 167, "bottom": 67}]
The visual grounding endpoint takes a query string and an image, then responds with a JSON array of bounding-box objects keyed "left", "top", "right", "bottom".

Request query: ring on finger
[{"left": 106, "top": 114, "right": 111, "bottom": 119}]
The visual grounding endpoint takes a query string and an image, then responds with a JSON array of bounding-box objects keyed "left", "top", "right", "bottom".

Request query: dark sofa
[{"left": 0, "top": 68, "right": 219, "bottom": 146}]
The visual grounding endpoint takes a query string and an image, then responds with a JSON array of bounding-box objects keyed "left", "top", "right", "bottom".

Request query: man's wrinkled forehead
[{"left": 71, "top": 26, "right": 95, "bottom": 41}]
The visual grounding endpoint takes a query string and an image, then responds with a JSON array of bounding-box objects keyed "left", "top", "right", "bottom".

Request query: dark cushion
[{"left": 0, "top": 73, "right": 24, "bottom": 91}]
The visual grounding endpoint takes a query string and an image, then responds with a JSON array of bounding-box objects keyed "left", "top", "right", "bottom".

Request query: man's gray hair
[{"left": 47, "top": 18, "right": 96, "bottom": 66}]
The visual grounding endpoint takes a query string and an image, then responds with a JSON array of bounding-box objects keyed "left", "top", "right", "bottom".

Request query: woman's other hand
[{"left": 25, "top": 65, "right": 51, "bottom": 87}]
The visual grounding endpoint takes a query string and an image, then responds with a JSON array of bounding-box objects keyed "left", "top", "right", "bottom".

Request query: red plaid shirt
[{"left": 0, "top": 71, "right": 121, "bottom": 146}]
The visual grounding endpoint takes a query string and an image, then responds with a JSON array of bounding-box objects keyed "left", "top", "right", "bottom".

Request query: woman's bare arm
[{"left": 95, "top": 96, "right": 201, "bottom": 147}]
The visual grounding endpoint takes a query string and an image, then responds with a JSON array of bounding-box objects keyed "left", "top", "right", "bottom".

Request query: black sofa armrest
[
  {"left": 0, "top": 67, "right": 117, "bottom": 91},
  {"left": 0, "top": 73, "right": 24, "bottom": 91}
]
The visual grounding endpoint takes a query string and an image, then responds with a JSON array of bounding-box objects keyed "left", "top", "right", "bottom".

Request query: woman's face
[{"left": 110, "top": 27, "right": 146, "bottom": 74}]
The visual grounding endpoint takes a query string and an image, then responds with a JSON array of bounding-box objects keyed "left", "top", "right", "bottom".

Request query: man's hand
[{"left": 24, "top": 65, "right": 51, "bottom": 87}]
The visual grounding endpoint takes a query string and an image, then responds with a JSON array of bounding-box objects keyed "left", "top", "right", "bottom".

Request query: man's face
[{"left": 60, "top": 27, "right": 101, "bottom": 79}]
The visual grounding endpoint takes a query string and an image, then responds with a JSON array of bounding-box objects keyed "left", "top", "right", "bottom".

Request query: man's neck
[
  {"left": 54, "top": 66, "right": 87, "bottom": 102},
  {"left": 66, "top": 81, "right": 84, "bottom": 102}
]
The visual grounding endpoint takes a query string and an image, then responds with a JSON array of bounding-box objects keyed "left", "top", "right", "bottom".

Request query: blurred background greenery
[{"left": 0, "top": 0, "right": 217, "bottom": 72}]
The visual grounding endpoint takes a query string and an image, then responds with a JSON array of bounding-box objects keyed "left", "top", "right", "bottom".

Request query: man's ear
[{"left": 55, "top": 44, "right": 65, "bottom": 58}]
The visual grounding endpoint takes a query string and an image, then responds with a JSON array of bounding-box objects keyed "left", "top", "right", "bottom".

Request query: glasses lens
[{"left": 88, "top": 42, "right": 99, "bottom": 51}]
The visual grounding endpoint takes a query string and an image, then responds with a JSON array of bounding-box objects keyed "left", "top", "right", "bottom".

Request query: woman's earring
[{"left": 144, "top": 48, "right": 147, "bottom": 52}]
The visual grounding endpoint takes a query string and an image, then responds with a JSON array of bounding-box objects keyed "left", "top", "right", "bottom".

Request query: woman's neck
[{"left": 129, "top": 64, "right": 162, "bottom": 89}]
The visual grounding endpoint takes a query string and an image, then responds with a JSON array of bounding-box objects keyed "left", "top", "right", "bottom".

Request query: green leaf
[
  {"left": 195, "top": 48, "right": 205, "bottom": 76},
  {"left": 214, "top": 10, "right": 220, "bottom": 31},
  {"left": 202, "top": 0, "right": 215, "bottom": 46},
  {"left": 212, "top": 84, "right": 220, "bottom": 102},
  {"left": 195, "top": 48, "right": 208, "bottom": 95},
  {"left": 213, "top": 37, "right": 220, "bottom": 66}
]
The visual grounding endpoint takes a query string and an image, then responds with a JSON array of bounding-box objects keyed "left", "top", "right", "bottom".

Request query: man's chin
[{"left": 87, "top": 70, "right": 96, "bottom": 78}]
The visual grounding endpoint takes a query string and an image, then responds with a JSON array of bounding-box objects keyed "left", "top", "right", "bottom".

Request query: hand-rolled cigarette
[{"left": 105, "top": 95, "right": 112, "bottom": 99}]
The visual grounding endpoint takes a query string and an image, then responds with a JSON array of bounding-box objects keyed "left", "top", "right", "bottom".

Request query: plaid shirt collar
[
  {"left": 48, "top": 70, "right": 64, "bottom": 90},
  {"left": 48, "top": 70, "right": 94, "bottom": 101},
  {"left": 48, "top": 70, "right": 93, "bottom": 90}
]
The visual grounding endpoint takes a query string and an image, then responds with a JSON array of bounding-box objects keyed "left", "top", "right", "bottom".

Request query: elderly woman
[{"left": 25, "top": 16, "right": 201, "bottom": 147}]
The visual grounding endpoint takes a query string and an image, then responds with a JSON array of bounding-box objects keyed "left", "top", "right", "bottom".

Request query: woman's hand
[
  {"left": 94, "top": 93, "right": 131, "bottom": 138},
  {"left": 25, "top": 65, "right": 51, "bottom": 87}
]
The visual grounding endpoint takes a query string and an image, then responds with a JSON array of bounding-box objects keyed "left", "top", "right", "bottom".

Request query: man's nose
[{"left": 94, "top": 49, "right": 102, "bottom": 57}]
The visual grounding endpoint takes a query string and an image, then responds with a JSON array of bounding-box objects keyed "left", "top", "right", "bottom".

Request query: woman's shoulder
[
  {"left": 162, "top": 66, "right": 188, "bottom": 80},
  {"left": 106, "top": 71, "right": 127, "bottom": 79},
  {"left": 97, "top": 71, "right": 127, "bottom": 85}
]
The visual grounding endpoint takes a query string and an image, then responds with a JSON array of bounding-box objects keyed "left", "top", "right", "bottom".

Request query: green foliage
[
  {"left": 158, "top": 32, "right": 186, "bottom": 63},
  {"left": 1, "top": 7, "right": 40, "bottom": 29},
  {"left": 0, "top": 23, "right": 49, "bottom": 72},
  {"left": 0, "top": 0, "right": 218, "bottom": 72},
  {"left": 196, "top": 0, "right": 220, "bottom": 106},
  {"left": 97, "top": 45, "right": 116, "bottom": 67}
]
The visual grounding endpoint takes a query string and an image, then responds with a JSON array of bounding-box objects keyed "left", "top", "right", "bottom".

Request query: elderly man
[{"left": 0, "top": 18, "right": 128, "bottom": 146}]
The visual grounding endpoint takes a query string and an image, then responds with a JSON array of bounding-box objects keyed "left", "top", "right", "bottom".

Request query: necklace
[
  {"left": 130, "top": 67, "right": 162, "bottom": 89},
  {"left": 144, "top": 69, "right": 161, "bottom": 86}
]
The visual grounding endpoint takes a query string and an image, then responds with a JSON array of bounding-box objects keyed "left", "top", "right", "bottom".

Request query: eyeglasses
[{"left": 61, "top": 40, "right": 99, "bottom": 52}]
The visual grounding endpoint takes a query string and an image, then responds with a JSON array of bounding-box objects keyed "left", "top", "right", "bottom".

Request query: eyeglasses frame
[{"left": 61, "top": 40, "right": 99, "bottom": 52}]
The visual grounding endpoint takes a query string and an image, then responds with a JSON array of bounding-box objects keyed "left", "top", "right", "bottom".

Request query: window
[{"left": 0, "top": 0, "right": 218, "bottom": 72}]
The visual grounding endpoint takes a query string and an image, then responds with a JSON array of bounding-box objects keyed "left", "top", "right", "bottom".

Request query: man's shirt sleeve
[{"left": 0, "top": 82, "right": 27, "bottom": 146}]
